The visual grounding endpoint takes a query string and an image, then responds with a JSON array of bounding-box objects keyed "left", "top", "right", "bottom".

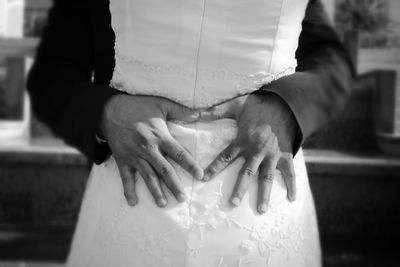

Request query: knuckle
[
  {"left": 284, "top": 169, "right": 296, "bottom": 179},
  {"left": 121, "top": 175, "right": 129, "bottom": 184},
  {"left": 272, "top": 135, "right": 278, "bottom": 145},
  {"left": 181, "top": 106, "right": 193, "bottom": 115},
  {"left": 138, "top": 136, "right": 157, "bottom": 152},
  {"left": 251, "top": 142, "right": 267, "bottom": 154},
  {"left": 252, "top": 155, "right": 264, "bottom": 164},
  {"left": 144, "top": 173, "right": 155, "bottom": 181},
  {"left": 147, "top": 179, "right": 160, "bottom": 191},
  {"left": 206, "top": 165, "right": 218, "bottom": 176},
  {"left": 173, "top": 188, "right": 183, "bottom": 196},
  {"left": 281, "top": 152, "right": 293, "bottom": 160},
  {"left": 264, "top": 157, "right": 275, "bottom": 165},
  {"left": 250, "top": 130, "right": 268, "bottom": 143},
  {"left": 160, "top": 166, "right": 172, "bottom": 176},
  {"left": 286, "top": 174, "right": 296, "bottom": 180},
  {"left": 265, "top": 133, "right": 276, "bottom": 145},
  {"left": 135, "top": 122, "right": 147, "bottom": 133},
  {"left": 144, "top": 142, "right": 158, "bottom": 152},
  {"left": 271, "top": 146, "right": 280, "bottom": 156},
  {"left": 265, "top": 146, "right": 280, "bottom": 159}
]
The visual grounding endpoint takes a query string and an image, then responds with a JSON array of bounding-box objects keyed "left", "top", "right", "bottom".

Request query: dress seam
[
  {"left": 192, "top": 0, "right": 207, "bottom": 109},
  {"left": 268, "top": 0, "right": 285, "bottom": 72},
  {"left": 184, "top": 0, "right": 208, "bottom": 262}
]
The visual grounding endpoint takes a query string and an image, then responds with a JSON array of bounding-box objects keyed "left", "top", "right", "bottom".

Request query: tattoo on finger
[
  {"left": 175, "top": 150, "right": 185, "bottom": 162},
  {"left": 261, "top": 173, "right": 274, "bottom": 183}
]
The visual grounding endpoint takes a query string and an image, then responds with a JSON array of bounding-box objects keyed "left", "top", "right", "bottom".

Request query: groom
[{"left": 27, "top": 0, "right": 353, "bottom": 213}]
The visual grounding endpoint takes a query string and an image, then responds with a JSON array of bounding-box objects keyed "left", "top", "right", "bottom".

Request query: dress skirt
[{"left": 67, "top": 118, "right": 321, "bottom": 267}]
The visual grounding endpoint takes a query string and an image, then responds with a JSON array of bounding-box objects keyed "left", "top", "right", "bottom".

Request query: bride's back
[
  {"left": 110, "top": 0, "right": 308, "bottom": 108},
  {"left": 67, "top": 1, "right": 322, "bottom": 266}
]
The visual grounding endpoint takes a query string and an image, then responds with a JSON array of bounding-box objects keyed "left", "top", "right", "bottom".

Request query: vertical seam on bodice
[
  {"left": 185, "top": 2, "right": 207, "bottom": 262},
  {"left": 192, "top": 0, "right": 208, "bottom": 109},
  {"left": 268, "top": 0, "right": 285, "bottom": 72}
]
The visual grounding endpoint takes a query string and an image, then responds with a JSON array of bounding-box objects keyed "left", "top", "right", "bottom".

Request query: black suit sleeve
[
  {"left": 255, "top": 0, "right": 355, "bottom": 153},
  {"left": 26, "top": 0, "right": 120, "bottom": 164},
  {"left": 28, "top": 0, "right": 353, "bottom": 164}
]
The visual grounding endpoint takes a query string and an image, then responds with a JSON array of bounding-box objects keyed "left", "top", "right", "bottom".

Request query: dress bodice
[
  {"left": 109, "top": 0, "right": 308, "bottom": 108},
  {"left": 67, "top": 3, "right": 322, "bottom": 266}
]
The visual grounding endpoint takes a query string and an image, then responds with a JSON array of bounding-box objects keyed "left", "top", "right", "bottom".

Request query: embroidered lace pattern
[
  {"left": 69, "top": 121, "right": 321, "bottom": 267},
  {"left": 67, "top": 0, "right": 321, "bottom": 264},
  {"left": 110, "top": 51, "right": 296, "bottom": 108}
]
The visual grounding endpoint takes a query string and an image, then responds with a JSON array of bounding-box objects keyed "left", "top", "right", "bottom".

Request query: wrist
[
  {"left": 260, "top": 92, "right": 299, "bottom": 152},
  {"left": 98, "top": 93, "right": 123, "bottom": 140}
]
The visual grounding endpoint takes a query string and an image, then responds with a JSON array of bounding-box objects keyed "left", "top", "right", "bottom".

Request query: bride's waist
[
  {"left": 166, "top": 119, "right": 238, "bottom": 168},
  {"left": 110, "top": 64, "right": 296, "bottom": 109},
  {"left": 167, "top": 119, "right": 237, "bottom": 139}
]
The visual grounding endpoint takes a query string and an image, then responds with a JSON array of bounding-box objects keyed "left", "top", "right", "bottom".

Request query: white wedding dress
[{"left": 67, "top": 0, "right": 321, "bottom": 266}]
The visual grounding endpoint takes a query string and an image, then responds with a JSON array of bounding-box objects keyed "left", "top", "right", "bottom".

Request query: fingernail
[
  {"left": 128, "top": 198, "right": 137, "bottom": 206},
  {"left": 157, "top": 198, "right": 167, "bottom": 207},
  {"left": 258, "top": 204, "right": 268, "bottom": 213},
  {"left": 202, "top": 173, "right": 210, "bottom": 182},
  {"left": 194, "top": 169, "right": 204, "bottom": 180},
  {"left": 177, "top": 193, "right": 186, "bottom": 203},
  {"left": 288, "top": 194, "right": 297, "bottom": 202},
  {"left": 230, "top": 197, "right": 241, "bottom": 207}
]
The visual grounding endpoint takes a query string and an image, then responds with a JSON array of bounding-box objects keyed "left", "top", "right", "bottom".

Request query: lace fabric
[
  {"left": 110, "top": 52, "right": 296, "bottom": 108},
  {"left": 108, "top": 0, "right": 307, "bottom": 109},
  {"left": 67, "top": 0, "right": 320, "bottom": 266},
  {"left": 68, "top": 120, "right": 321, "bottom": 267}
]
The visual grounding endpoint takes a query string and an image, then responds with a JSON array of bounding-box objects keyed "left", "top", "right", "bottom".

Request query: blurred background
[{"left": 0, "top": 0, "right": 399, "bottom": 266}]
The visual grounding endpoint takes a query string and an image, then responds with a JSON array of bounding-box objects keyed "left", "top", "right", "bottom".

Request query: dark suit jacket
[{"left": 27, "top": 0, "right": 354, "bottom": 164}]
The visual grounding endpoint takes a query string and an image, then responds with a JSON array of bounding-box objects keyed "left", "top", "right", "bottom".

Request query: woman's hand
[
  {"left": 200, "top": 93, "right": 298, "bottom": 214},
  {"left": 100, "top": 94, "right": 204, "bottom": 207}
]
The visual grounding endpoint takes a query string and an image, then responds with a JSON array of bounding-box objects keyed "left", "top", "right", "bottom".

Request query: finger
[
  {"left": 257, "top": 156, "right": 280, "bottom": 214},
  {"left": 134, "top": 158, "right": 168, "bottom": 207},
  {"left": 277, "top": 152, "right": 296, "bottom": 202},
  {"left": 229, "top": 154, "right": 264, "bottom": 207},
  {"left": 203, "top": 142, "right": 242, "bottom": 182},
  {"left": 146, "top": 151, "right": 186, "bottom": 203},
  {"left": 199, "top": 101, "right": 237, "bottom": 121},
  {"left": 161, "top": 137, "right": 203, "bottom": 180},
  {"left": 166, "top": 102, "right": 201, "bottom": 123},
  {"left": 119, "top": 165, "right": 139, "bottom": 206}
]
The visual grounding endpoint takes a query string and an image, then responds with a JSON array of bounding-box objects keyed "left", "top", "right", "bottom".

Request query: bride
[{"left": 27, "top": 0, "right": 353, "bottom": 266}]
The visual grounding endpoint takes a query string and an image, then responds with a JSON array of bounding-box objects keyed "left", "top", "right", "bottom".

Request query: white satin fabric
[
  {"left": 109, "top": 0, "right": 308, "bottom": 109},
  {"left": 67, "top": 0, "right": 321, "bottom": 266}
]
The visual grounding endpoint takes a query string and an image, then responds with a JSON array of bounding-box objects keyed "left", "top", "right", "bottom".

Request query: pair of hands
[{"left": 100, "top": 92, "right": 298, "bottom": 214}]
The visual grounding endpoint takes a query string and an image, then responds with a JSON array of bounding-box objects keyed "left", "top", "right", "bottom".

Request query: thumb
[
  {"left": 165, "top": 101, "right": 201, "bottom": 123},
  {"left": 199, "top": 97, "right": 243, "bottom": 121}
]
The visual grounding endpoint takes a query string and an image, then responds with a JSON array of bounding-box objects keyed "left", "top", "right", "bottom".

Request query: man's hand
[
  {"left": 201, "top": 93, "right": 298, "bottom": 214},
  {"left": 100, "top": 94, "right": 204, "bottom": 207}
]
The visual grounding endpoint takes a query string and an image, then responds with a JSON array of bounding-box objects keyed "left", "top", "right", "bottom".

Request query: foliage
[{"left": 335, "top": 0, "right": 400, "bottom": 48}]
